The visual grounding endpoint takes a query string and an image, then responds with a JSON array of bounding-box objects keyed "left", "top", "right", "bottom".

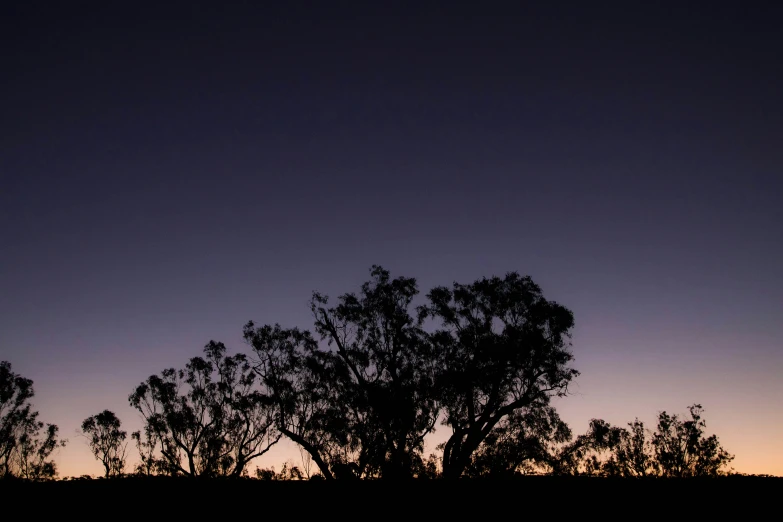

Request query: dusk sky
[{"left": 2, "top": 2, "right": 781, "bottom": 477}]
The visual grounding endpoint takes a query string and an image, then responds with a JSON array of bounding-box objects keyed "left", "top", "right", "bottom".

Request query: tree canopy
[{"left": 423, "top": 273, "right": 578, "bottom": 478}]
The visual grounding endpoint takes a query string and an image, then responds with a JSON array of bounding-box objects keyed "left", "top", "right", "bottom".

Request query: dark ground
[{"left": 2, "top": 476, "right": 779, "bottom": 518}]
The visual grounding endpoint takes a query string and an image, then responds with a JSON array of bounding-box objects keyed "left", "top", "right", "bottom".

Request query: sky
[{"left": 1, "top": 2, "right": 781, "bottom": 477}]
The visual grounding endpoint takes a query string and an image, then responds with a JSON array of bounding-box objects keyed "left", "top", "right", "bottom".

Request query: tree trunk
[{"left": 281, "top": 427, "right": 334, "bottom": 480}]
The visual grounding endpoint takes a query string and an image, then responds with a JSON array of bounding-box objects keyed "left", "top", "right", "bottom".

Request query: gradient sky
[{"left": 2, "top": 2, "right": 781, "bottom": 477}]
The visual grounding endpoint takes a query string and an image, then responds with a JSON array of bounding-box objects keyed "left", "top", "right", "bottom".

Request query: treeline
[{"left": 1, "top": 266, "right": 735, "bottom": 480}]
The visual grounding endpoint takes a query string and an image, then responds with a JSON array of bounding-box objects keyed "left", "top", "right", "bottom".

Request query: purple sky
[{"left": 2, "top": 3, "right": 781, "bottom": 477}]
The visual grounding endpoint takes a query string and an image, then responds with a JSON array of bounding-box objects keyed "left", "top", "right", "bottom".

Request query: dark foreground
[{"left": 2, "top": 475, "right": 779, "bottom": 518}]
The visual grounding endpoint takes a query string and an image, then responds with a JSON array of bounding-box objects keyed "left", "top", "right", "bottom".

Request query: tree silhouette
[
  {"left": 128, "top": 342, "right": 280, "bottom": 477},
  {"left": 548, "top": 419, "right": 624, "bottom": 476},
  {"left": 548, "top": 404, "right": 734, "bottom": 477},
  {"left": 603, "top": 419, "right": 655, "bottom": 477},
  {"left": 651, "top": 404, "right": 734, "bottom": 477},
  {"left": 310, "top": 266, "right": 440, "bottom": 479},
  {"left": 81, "top": 410, "right": 127, "bottom": 478},
  {"left": 255, "top": 461, "right": 304, "bottom": 480},
  {"left": 246, "top": 266, "right": 440, "bottom": 479},
  {"left": 0, "top": 361, "right": 66, "bottom": 480},
  {"left": 0, "top": 270, "right": 744, "bottom": 481},
  {"left": 422, "top": 273, "right": 578, "bottom": 479}
]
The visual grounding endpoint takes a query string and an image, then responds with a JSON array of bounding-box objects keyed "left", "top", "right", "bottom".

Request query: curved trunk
[{"left": 280, "top": 427, "right": 334, "bottom": 480}]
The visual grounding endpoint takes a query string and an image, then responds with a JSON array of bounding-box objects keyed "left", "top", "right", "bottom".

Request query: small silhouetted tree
[
  {"left": 422, "top": 273, "right": 578, "bottom": 479},
  {"left": 277, "top": 461, "right": 304, "bottom": 480},
  {"left": 81, "top": 410, "right": 127, "bottom": 478},
  {"left": 253, "top": 462, "right": 303, "bottom": 481},
  {"left": 549, "top": 419, "right": 624, "bottom": 476},
  {"left": 603, "top": 419, "right": 656, "bottom": 477},
  {"left": 255, "top": 466, "right": 276, "bottom": 480},
  {"left": 298, "top": 444, "right": 314, "bottom": 479},
  {"left": 651, "top": 404, "right": 734, "bottom": 477},
  {"left": 128, "top": 342, "right": 280, "bottom": 477},
  {"left": 0, "top": 361, "right": 65, "bottom": 480},
  {"left": 557, "top": 404, "right": 734, "bottom": 477},
  {"left": 414, "top": 453, "right": 441, "bottom": 479}
]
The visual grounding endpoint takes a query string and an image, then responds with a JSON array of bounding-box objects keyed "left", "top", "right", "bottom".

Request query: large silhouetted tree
[
  {"left": 423, "top": 273, "right": 578, "bottom": 479},
  {"left": 246, "top": 266, "right": 440, "bottom": 479},
  {"left": 128, "top": 342, "right": 280, "bottom": 477},
  {"left": 0, "top": 361, "right": 65, "bottom": 480},
  {"left": 310, "top": 266, "right": 440, "bottom": 479},
  {"left": 81, "top": 410, "right": 127, "bottom": 478}
]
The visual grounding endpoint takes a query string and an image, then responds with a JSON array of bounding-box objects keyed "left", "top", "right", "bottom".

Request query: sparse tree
[
  {"left": 128, "top": 342, "right": 280, "bottom": 477},
  {"left": 81, "top": 410, "right": 127, "bottom": 478},
  {"left": 131, "top": 424, "right": 166, "bottom": 476},
  {"left": 0, "top": 361, "right": 65, "bottom": 480},
  {"left": 422, "top": 273, "right": 578, "bottom": 479},
  {"left": 10, "top": 422, "right": 64, "bottom": 480},
  {"left": 298, "top": 443, "right": 314, "bottom": 479}
]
